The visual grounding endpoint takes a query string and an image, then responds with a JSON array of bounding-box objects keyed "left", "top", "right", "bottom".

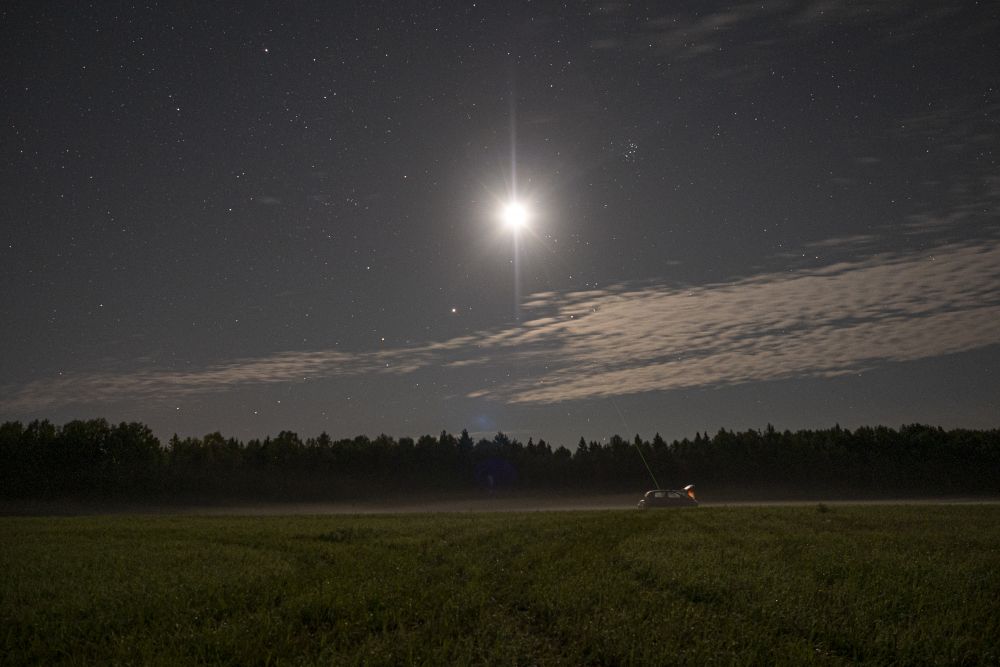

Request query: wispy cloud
[
  {"left": 468, "top": 240, "right": 1000, "bottom": 403},
  {"left": 587, "top": 1, "right": 986, "bottom": 83},
  {"left": 1, "top": 349, "right": 429, "bottom": 413},
  {"left": 3, "top": 239, "right": 999, "bottom": 413},
  {"left": 588, "top": 2, "right": 782, "bottom": 62}
]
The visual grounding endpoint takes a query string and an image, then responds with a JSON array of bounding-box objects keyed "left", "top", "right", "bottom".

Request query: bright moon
[{"left": 501, "top": 201, "right": 529, "bottom": 230}]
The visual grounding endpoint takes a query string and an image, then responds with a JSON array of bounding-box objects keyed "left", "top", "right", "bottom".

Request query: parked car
[{"left": 637, "top": 485, "right": 697, "bottom": 509}]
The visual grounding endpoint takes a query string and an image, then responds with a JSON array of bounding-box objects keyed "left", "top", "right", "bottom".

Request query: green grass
[{"left": 2, "top": 506, "right": 999, "bottom": 665}]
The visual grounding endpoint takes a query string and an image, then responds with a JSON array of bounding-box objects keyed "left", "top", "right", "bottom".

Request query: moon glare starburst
[{"left": 500, "top": 200, "right": 530, "bottom": 231}]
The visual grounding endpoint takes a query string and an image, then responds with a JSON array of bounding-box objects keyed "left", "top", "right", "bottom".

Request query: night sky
[{"left": 3, "top": 1, "right": 999, "bottom": 446}]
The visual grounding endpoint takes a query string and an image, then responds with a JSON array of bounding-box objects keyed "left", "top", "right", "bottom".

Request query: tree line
[{"left": 1, "top": 419, "right": 998, "bottom": 502}]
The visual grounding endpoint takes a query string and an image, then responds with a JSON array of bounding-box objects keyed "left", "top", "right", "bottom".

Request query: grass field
[{"left": 3, "top": 505, "right": 999, "bottom": 665}]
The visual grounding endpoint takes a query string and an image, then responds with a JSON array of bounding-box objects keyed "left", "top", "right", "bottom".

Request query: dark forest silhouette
[{"left": 1, "top": 419, "right": 998, "bottom": 502}]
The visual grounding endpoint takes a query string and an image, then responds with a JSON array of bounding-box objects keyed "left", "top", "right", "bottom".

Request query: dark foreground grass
[{"left": 2, "top": 506, "right": 999, "bottom": 665}]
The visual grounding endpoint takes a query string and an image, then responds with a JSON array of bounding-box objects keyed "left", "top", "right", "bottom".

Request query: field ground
[{"left": 3, "top": 505, "right": 999, "bottom": 665}]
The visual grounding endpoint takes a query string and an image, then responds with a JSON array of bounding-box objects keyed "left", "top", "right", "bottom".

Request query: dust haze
[{"left": 4, "top": 494, "right": 998, "bottom": 517}]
